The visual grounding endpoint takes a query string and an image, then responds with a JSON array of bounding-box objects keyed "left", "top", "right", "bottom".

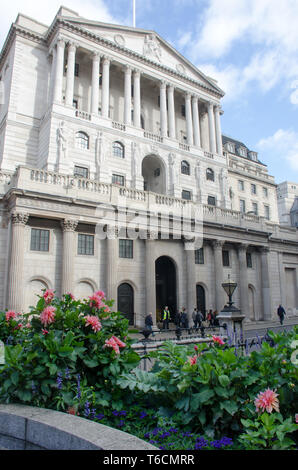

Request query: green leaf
[
  {"left": 176, "top": 395, "right": 190, "bottom": 412},
  {"left": 220, "top": 400, "right": 239, "bottom": 416},
  {"left": 48, "top": 363, "right": 58, "bottom": 376},
  {"left": 83, "top": 357, "right": 99, "bottom": 368},
  {"left": 214, "top": 386, "right": 230, "bottom": 398},
  {"left": 218, "top": 374, "right": 230, "bottom": 387},
  {"left": 11, "top": 371, "right": 19, "bottom": 386},
  {"left": 192, "top": 388, "right": 215, "bottom": 407}
]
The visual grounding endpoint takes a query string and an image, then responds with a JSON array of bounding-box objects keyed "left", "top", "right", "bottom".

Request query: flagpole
[{"left": 133, "top": 0, "right": 136, "bottom": 27}]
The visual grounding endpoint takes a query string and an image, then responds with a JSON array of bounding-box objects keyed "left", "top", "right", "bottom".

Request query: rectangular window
[
  {"left": 181, "top": 104, "right": 186, "bottom": 117},
  {"left": 73, "top": 99, "right": 78, "bottom": 109},
  {"left": 112, "top": 174, "right": 125, "bottom": 186},
  {"left": 74, "top": 166, "right": 89, "bottom": 178},
  {"left": 252, "top": 202, "right": 258, "bottom": 215},
  {"left": 78, "top": 234, "right": 94, "bottom": 256},
  {"left": 238, "top": 180, "right": 245, "bottom": 191},
  {"left": 30, "top": 228, "right": 50, "bottom": 252},
  {"left": 246, "top": 252, "right": 253, "bottom": 268},
  {"left": 119, "top": 239, "right": 133, "bottom": 259},
  {"left": 251, "top": 183, "right": 257, "bottom": 195},
  {"left": 208, "top": 196, "right": 216, "bottom": 206},
  {"left": 75, "top": 63, "right": 79, "bottom": 77},
  {"left": 264, "top": 205, "right": 270, "bottom": 220},
  {"left": 195, "top": 247, "right": 204, "bottom": 264},
  {"left": 222, "top": 250, "right": 230, "bottom": 267},
  {"left": 240, "top": 199, "right": 246, "bottom": 213},
  {"left": 263, "top": 187, "right": 268, "bottom": 197},
  {"left": 182, "top": 190, "right": 192, "bottom": 200}
]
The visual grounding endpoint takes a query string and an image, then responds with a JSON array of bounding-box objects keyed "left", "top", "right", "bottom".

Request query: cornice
[{"left": 47, "top": 18, "right": 224, "bottom": 99}]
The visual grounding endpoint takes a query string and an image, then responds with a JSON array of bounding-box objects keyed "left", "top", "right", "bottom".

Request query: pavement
[{"left": 130, "top": 316, "right": 298, "bottom": 342}]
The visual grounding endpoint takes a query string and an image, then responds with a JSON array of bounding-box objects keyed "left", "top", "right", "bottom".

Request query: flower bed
[{"left": 0, "top": 290, "right": 297, "bottom": 450}]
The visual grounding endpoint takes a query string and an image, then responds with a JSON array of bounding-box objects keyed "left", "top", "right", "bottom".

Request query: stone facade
[
  {"left": 0, "top": 7, "right": 297, "bottom": 326},
  {"left": 277, "top": 181, "right": 298, "bottom": 226}
]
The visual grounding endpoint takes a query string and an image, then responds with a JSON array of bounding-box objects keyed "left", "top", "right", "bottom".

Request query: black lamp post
[{"left": 221, "top": 275, "right": 238, "bottom": 309}]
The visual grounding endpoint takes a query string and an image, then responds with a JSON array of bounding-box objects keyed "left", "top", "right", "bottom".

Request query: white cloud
[{"left": 257, "top": 129, "right": 298, "bottom": 172}]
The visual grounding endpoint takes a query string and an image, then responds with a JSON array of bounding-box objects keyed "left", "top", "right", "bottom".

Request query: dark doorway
[
  {"left": 196, "top": 285, "right": 206, "bottom": 317},
  {"left": 117, "top": 283, "right": 134, "bottom": 325},
  {"left": 155, "top": 256, "right": 177, "bottom": 323}
]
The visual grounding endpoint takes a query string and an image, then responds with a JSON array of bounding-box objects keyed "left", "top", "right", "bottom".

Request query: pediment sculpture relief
[{"left": 143, "top": 34, "right": 162, "bottom": 62}]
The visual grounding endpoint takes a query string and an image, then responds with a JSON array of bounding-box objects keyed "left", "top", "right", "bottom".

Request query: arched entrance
[
  {"left": 196, "top": 284, "right": 206, "bottom": 317},
  {"left": 155, "top": 256, "right": 177, "bottom": 323},
  {"left": 117, "top": 283, "right": 134, "bottom": 325},
  {"left": 142, "top": 155, "right": 166, "bottom": 194}
]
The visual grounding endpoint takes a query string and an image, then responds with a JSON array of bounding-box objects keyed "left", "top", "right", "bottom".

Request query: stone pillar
[
  {"left": 124, "top": 65, "right": 132, "bottom": 125},
  {"left": 133, "top": 69, "right": 141, "bottom": 128},
  {"left": 106, "top": 233, "right": 118, "bottom": 303},
  {"left": 160, "top": 81, "right": 168, "bottom": 137},
  {"left": 167, "top": 84, "right": 176, "bottom": 139},
  {"left": 101, "top": 56, "right": 110, "bottom": 118},
  {"left": 61, "top": 219, "right": 78, "bottom": 296},
  {"left": 192, "top": 95, "right": 201, "bottom": 147},
  {"left": 7, "top": 212, "right": 29, "bottom": 312},
  {"left": 145, "top": 237, "right": 157, "bottom": 326},
  {"left": 49, "top": 47, "right": 56, "bottom": 104},
  {"left": 260, "top": 247, "right": 272, "bottom": 321},
  {"left": 53, "top": 38, "right": 65, "bottom": 104},
  {"left": 185, "top": 243, "right": 197, "bottom": 326},
  {"left": 215, "top": 105, "right": 223, "bottom": 155},
  {"left": 65, "top": 42, "right": 76, "bottom": 107},
  {"left": 91, "top": 52, "right": 100, "bottom": 115},
  {"left": 208, "top": 102, "right": 216, "bottom": 154},
  {"left": 212, "top": 240, "right": 225, "bottom": 311},
  {"left": 185, "top": 93, "right": 193, "bottom": 145},
  {"left": 238, "top": 244, "right": 250, "bottom": 320}
]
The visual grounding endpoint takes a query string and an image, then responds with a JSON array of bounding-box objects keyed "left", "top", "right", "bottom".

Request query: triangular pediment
[{"left": 58, "top": 13, "right": 224, "bottom": 95}]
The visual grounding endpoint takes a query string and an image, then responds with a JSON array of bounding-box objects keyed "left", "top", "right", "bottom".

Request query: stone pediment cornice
[{"left": 45, "top": 17, "right": 224, "bottom": 99}]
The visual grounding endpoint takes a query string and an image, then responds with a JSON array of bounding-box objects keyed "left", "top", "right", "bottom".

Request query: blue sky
[{"left": 1, "top": 0, "right": 298, "bottom": 183}]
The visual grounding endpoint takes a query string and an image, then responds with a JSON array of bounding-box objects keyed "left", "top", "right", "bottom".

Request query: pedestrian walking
[
  {"left": 162, "top": 306, "right": 171, "bottom": 329},
  {"left": 180, "top": 307, "right": 188, "bottom": 329},
  {"left": 207, "top": 309, "right": 213, "bottom": 327},
  {"left": 145, "top": 312, "right": 155, "bottom": 336},
  {"left": 194, "top": 310, "right": 203, "bottom": 329},
  {"left": 277, "top": 305, "right": 286, "bottom": 325},
  {"left": 192, "top": 307, "right": 197, "bottom": 327}
]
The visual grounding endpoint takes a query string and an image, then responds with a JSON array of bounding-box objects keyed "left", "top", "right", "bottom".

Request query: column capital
[
  {"left": 192, "top": 95, "right": 199, "bottom": 103},
  {"left": 11, "top": 212, "right": 29, "bottom": 226},
  {"left": 67, "top": 41, "right": 78, "bottom": 51},
  {"left": 61, "top": 219, "right": 78, "bottom": 232},
  {"left": 259, "top": 246, "right": 270, "bottom": 254},
  {"left": 185, "top": 91, "right": 192, "bottom": 100},
  {"left": 102, "top": 56, "right": 111, "bottom": 65},
  {"left": 124, "top": 64, "right": 132, "bottom": 74},
  {"left": 238, "top": 243, "right": 249, "bottom": 252},
  {"left": 91, "top": 50, "right": 101, "bottom": 60},
  {"left": 168, "top": 83, "right": 175, "bottom": 92},
  {"left": 133, "top": 68, "right": 141, "bottom": 77},
  {"left": 56, "top": 37, "right": 66, "bottom": 48},
  {"left": 212, "top": 239, "right": 225, "bottom": 249},
  {"left": 160, "top": 80, "right": 167, "bottom": 90},
  {"left": 208, "top": 101, "right": 215, "bottom": 110}
]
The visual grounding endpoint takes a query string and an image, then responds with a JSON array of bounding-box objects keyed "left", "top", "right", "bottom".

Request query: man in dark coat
[
  {"left": 277, "top": 305, "right": 286, "bottom": 325},
  {"left": 145, "top": 312, "right": 155, "bottom": 336}
]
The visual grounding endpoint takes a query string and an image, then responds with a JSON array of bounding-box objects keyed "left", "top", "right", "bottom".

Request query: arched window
[
  {"left": 181, "top": 160, "right": 190, "bottom": 175},
  {"left": 113, "top": 141, "right": 125, "bottom": 158},
  {"left": 206, "top": 168, "right": 215, "bottom": 181},
  {"left": 75, "top": 131, "right": 89, "bottom": 150}
]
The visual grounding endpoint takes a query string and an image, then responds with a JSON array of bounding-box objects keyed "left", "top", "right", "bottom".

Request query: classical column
[
  {"left": 7, "top": 212, "right": 29, "bottom": 312},
  {"left": 101, "top": 56, "right": 110, "bottom": 118},
  {"left": 145, "top": 237, "right": 157, "bottom": 326},
  {"left": 192, "top": 95, "right": 201, "bottom": 147},
  {"left": 185, "top": 242, "right": 197, "bottom": 326},
  {"left": 260, "top": 247, "right": 272, "bottom": 321},
  {"left": 207, "top": 102, "right": 216, "bottom": 154},
  {"left": 65, "top": 42, "right": 76, "bottom": 107},
  {"left": 238, "top": 244, "right": 250, "bottom": 320},
  {"left": 124, "top": 65, "right": 132, "bottom": 125},
  {"left": 133, "top": 69, "right": 141, "bottom": 128},
  {"left": 160, "top": 81, "right": 168, "bottom": 137},
  {"left": 61, "top": 219, "right": 78, "bottom": 295},
  {"left": 106, "top": 232, "right": 118, "bottom": 303},
  {"left": 167, "top": 84, "right": 176, "bottom": 139},
  {"left": 49, "top": 47, "right": 56, "bottom": 104},
  {"left": 215, "top": 105, "right": 223, "bottom": 155},
  {"left": 53, "top": 38, "right": 65, "bottom": 104},
  {"left": 185, "top": 93, "right": 193, "bottom": 145},
  {"left": 212, "top": 240, "right": 225, "bottom": 311},
  {"left": 91, "top": 52, "right": 100, "bottom": 115}
]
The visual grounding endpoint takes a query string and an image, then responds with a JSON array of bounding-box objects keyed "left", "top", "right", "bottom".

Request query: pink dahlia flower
[
  {"left": 42, "top": 329, "right": 49, "bottom": 335},
  {"left": 105, "top": 336, "right": 126, "bottom": 354},
  {"left": 188, "top": 355, "right": 197, "bottom": 365},
  {"left": 5, "top": 310, "right": 17, "bottom": 322},
  {"left": 40, "top": 306, "right": 56, "bottom": 326},
  {"left": 212, "top": 335, "right": 225, "bottom": 345},
  {"left": 89, "top": 293, "right": 104, "bottom": 309},
  {"left": 95, "top": 290, "right": 105, "bottom": 299},
  {"left": 85, "top": 315, "right": 102, "bottom": 332},
  {"left": 255, "top": 388, "right": 280, "bottom": 414},
  {"left": 295, "top": 414, "right": 298, "bottom": 424},
  {"left": 43, "top": 289, "right": 54, "bottom": 304}
]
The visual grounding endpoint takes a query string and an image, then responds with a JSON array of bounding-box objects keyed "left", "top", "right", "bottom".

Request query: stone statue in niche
[
  {"left": 95, "top": 131, "right": 103, "bottom": 179},
  {"left": 143, "top": 34, "right": 162, "bottom": 62},
  {"left": 168, "top": 152, "right": 177, "bottom": 193},
  {"left": 56, "top": 121, "right": 68, "bottom": 167},
  {"left": 219, "top": 168, "right": 229, "bottom": 207}
]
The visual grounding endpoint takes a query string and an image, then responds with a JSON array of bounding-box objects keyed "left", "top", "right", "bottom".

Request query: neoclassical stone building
[{"left": 0, "top": 6, "right": 297, "bottom": 326}]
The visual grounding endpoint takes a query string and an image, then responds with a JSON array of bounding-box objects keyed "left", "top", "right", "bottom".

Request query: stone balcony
[{"left": 1, "top": 166, "right": 296, "bottom": 243}]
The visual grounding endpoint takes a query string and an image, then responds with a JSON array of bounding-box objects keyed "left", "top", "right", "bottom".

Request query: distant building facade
[
  {"left": 0, "top": 7, "right": 297, "bottom": 325},
  {"left": 277, "top": 181, "right": 298, "bottom": 227}
]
